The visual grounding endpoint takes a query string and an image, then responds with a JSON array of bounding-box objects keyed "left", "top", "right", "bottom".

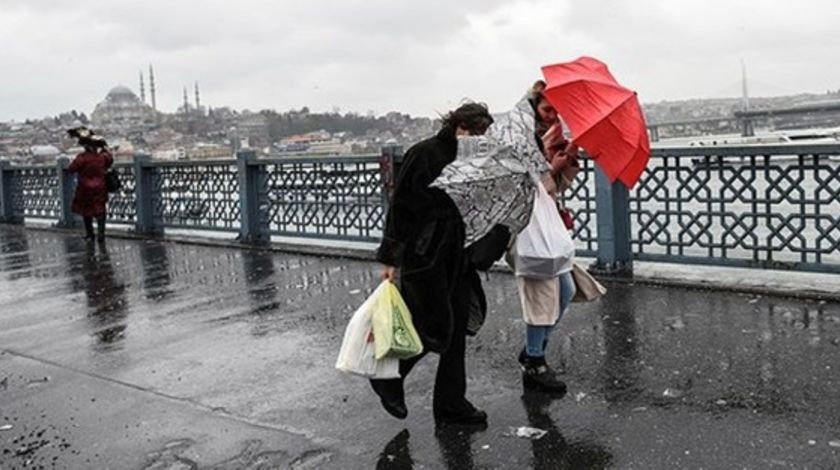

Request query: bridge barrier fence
[{"left": 1, "top": 143, "right": 839, "bottom": 275}]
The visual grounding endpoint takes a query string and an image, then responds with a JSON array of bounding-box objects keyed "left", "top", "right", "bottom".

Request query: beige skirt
[{"left": 505, "top": 243, "right": 564, "bottom": 326}]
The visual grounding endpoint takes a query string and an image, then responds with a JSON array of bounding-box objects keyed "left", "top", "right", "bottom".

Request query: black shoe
[
  {"left": 370, "top": 379, "right": 407, "bottom": 419},
  {"left": 521, "top": 355, "right": 567, "bottom": 395},
  {"left": 434, "top": 404, "right": 488, "bottom": 428}
]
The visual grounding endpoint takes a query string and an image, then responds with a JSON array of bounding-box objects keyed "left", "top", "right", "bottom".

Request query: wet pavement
[{"left": 1, "top": 225, "right": 839, "bottom": 469}]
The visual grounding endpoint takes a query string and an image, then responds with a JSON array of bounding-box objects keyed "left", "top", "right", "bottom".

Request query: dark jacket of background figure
[
  {"left": 376, "top": 128, "right": 487, "bottom": 352},
  {"left": 68, "top": 150, "right": 114, "bottom": 217}
]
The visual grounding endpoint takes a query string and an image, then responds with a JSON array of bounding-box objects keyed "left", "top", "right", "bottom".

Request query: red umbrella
[{"left": 541, "top": 56, "right": 650, "bottom": 188}]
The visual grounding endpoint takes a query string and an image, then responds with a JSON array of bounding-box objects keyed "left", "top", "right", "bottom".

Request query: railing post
[
  {"left": 379, "top": 144, "right": 403, "bottom": 208},
  {"left": 237, "top": 150, "right": 269, "bottom": 244},
  {"left": 0, "top": 160, "right": 22, "bottom": 223},
  {"left": 591, "top": 167, "right": 633, "bottom": 277},
  {"left": 134, "top": 154, "right": 163, "bottom": 235},
  {"left": 55, "top": 157, "right": 80, "bottom": 228}
]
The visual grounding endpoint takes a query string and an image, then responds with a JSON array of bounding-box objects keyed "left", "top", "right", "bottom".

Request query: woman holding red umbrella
[{"left": 491, "top": 81, "right": 580, "bottom": 394}]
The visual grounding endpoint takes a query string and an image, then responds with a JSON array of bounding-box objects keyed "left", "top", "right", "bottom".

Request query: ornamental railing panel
[
  {"left": 262, "top": 156, "right": 385, "bottom": 241},
  {"left": 107, "top": 163, "right": 137, "bottom": 224},
  {"left": 630, "top": 145, "right": 840, "bottom": 272},
  {"left": 562, "top": 156, "right": 598, "bottom": 257},
  {"left": 153, "top": 161, "right": 241, "bottom": 231},
  {"left": 11, "top": 166, "right": 61, "bottom": 219}
]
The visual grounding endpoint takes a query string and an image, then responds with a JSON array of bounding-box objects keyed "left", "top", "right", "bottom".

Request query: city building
[
  {"left": 186, "top": 143, "right": 232, "bottom": 160},
  {"left": 235, "top": 112, "right": 270, "bottom": 149}
]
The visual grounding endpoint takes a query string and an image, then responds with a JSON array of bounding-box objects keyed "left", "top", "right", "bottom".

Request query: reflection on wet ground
[
  {"left": 520, "top": 391, "right": 613, "bottom": 469},
  {"left": 64, "top": 240, "right": 130, "bottom": 351},
  {"left": 1, "top": 226, "right": 840, "bottom": 468}
]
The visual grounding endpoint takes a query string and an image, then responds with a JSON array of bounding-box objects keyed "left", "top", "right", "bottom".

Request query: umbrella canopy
[
  {"left": 432, "top": 97, "right": 550, "bottom": 245},
  {"left": 541, "top": 56, "right": 650, "bottom": 188},
  {"left": 432, "top": 135, "right": 534, "bottom": 245}
]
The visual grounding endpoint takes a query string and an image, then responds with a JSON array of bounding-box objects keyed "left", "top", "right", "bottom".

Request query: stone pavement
[{"left": 1, "top": 225, "right": 839, "bottom": 469}]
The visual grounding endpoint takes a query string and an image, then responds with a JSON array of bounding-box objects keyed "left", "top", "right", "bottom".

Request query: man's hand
[{"left": 382, "top": 265, "right": 397, "bottom": 282}]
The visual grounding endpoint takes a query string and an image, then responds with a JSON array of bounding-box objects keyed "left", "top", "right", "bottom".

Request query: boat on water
[
  {"left": 687, "top": 127, "right": 840, "bottom": 147},
  {"left": 683, "top": 127, "right": 840, "bottom": 166}
]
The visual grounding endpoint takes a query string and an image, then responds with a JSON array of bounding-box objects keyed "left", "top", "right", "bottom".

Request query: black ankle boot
[
  {"left": 521, "top": 354, "right": 567, "bottom": 395},
  {"left": 370, "top": 378, "right": 407, "bottom": 419}
]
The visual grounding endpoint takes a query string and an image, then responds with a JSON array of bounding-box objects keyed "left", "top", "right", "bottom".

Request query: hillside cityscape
[{"left": 2, "top": 69, "right": 839, "bottom": 165}]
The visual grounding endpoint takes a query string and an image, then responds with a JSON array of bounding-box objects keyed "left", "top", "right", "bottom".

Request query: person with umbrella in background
[
  {"left": 67, "top": 127, "right": 114, "bottom": 242},
  {"left": 372, "top": 102, "right": 494, "bottom": 427}
]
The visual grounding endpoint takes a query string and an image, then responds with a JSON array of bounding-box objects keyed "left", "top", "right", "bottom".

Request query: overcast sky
[{"left": 1, "top": 0, "right": 838, "bottom": 121}]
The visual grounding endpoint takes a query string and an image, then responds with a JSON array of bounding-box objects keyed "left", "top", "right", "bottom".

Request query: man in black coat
[{"left": 372, "top": 102, "right": 494, "bottom": 427}]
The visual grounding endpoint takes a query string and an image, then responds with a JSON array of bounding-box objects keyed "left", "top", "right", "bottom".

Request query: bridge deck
[{"left": 1, "top": 225, "right": 839, "bottom": 468}]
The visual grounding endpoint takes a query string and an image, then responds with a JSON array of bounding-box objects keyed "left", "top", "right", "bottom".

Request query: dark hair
[
  {"left": 527, "top": 80, "right": 554, "bottom": 151},
  {"left": 441, "top": 102, "right": 493, "bottom": 135},
  {"left": 527, "top": 80, "right": 548, "bottom": 111}
]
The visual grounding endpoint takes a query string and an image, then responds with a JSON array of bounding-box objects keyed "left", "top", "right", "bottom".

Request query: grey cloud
[{"left": 1, "top": 0, "right": 839, "bottom": 120}]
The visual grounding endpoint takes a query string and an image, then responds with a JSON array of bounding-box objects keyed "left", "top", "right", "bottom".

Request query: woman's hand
[
  {"left": 562, "top": 141, "right": 579, "bottom": 158},
  {"left": 541, "top": 173, "right": 558, "bottom": 195},
  {"left": 381, "top": 265, "right": 397, "bottom": 282},
  {"left": 548, "top": 147, "right": 581, "bottom": 193},
  {"left": 550, "top": 145, "right": 581, "bottom": 173},
  {"left": 542, "top": 122, "right": 566, "bottom": 154}
]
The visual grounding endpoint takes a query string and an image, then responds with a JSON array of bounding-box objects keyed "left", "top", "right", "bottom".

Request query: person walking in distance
[{"left": 67, "top": 128, "right": 114, "bottom": 243}]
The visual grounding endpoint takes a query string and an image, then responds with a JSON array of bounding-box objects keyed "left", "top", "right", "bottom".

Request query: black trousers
[
  {"left": 396, "top": 261, "right": 473, "bottom": 418},
  {"left": 83, "top": 216, "right": 106, "bottom": 238}
]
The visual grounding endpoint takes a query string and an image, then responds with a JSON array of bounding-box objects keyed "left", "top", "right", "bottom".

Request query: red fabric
[
  {"left": 68, "top": 150, "right": 113, "bottom": 217},
  {"left": 541, "top": 56, "right": 650, "bottom": 188},
  {"left": 558, "top": 207, "right": 574, "bottom": 230}
]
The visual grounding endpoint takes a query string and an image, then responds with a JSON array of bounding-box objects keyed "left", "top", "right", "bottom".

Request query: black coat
[{"left": 376, "top": 128, "right": 486, "bottom": 352}]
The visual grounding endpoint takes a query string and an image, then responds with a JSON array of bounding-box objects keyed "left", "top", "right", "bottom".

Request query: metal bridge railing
[{"left": 1, "top": 143, "right": 839, "bottom": 275}]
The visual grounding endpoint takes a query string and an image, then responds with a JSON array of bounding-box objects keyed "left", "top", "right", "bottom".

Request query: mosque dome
[
  {"left": 92, "top": 85, "right": 156, "bottom": 133},
  {"left": 105, "top": 85, "right": 138, "bottom": 102}
]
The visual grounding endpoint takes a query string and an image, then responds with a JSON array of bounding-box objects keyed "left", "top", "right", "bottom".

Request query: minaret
[
  {"left": 149, "top": 65, "right": 157, "bottom": 111},
  {"left": 194, "top": 82, "right": 201, "bottom": 113},
  {"left": 139, "top": 71, "right": 146, "bottom": 103},
  {"left": 183, "top": 86, "right": 189, "bottom": 114}
]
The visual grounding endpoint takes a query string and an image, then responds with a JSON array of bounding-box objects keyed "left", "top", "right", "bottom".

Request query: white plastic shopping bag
[
  {"left": 335, "top": 282, "right": 400, "bottom": 379},
  {"left": 514, "top": 181, "right": 575, "bottom": 278}
]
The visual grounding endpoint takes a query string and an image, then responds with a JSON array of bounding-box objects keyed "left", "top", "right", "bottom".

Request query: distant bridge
[
  {"left": 647, "top": 117, "right": 739, "bottom": 142},
  {"left": 733, "top": 101, "right": 840, "bottom": 136},
  {"left": 647, "top": 101, "right": 840, "bottom": 141}
]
